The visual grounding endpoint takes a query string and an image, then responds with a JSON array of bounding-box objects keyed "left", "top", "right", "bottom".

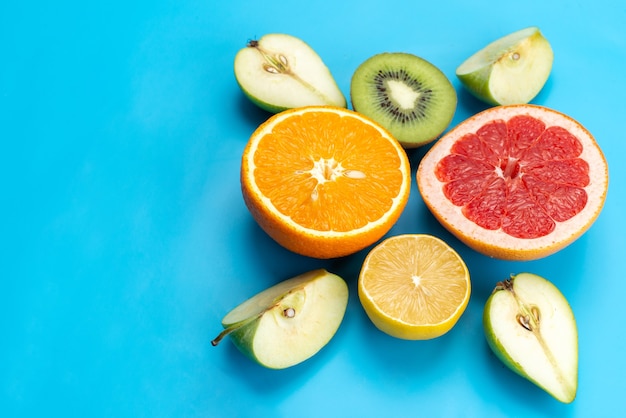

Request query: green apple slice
[
  {"left": 483, "top": 273, "right": 578, "bottom": 403},
  {"left": 211, "top": 269, "right": 348, "bottom": 369},
  {"left": 234, "top": 33, "right": 347, "bottom": 113},
  {"left": 456, "top": 27, "right": 553, "bottom": 105}
]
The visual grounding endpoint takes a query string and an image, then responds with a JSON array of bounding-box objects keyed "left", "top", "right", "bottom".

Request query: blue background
[{"left": 2, "top": 0, "right": 624, "bottom": 417}]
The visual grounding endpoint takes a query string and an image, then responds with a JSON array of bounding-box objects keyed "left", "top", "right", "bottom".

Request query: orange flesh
[
  {"left": 435, "top": 115, "right": 589, "bottom": 239},
  {"left": 253, "top": 111, "right": 406, "bottom": 232}
]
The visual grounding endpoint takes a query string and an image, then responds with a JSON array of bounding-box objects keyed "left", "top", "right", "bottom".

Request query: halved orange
[
  {"left": 417, "top": 104, "right": 608, "bottom": 261},
  {"left": 241, "top": 106, "right": 411, "bottom": 259},
  {"left": 358, "top": 234, "right": 471, "bottom": 340}
]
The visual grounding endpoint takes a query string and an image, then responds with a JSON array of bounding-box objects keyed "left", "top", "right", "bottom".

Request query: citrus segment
[
  {"left": 241, "top": 106, "right": 411, "bottom": 259},
  {"left": 358, "top": 234, "right": 470, "bottom": 340},
  {"left": 417, "top": 104, "right": 608, "bottom": 260}
]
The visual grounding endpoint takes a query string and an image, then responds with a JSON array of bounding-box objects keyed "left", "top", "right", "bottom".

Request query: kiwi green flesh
[{"left": 350, "top": 53, "right": 457, "bottom": 148}]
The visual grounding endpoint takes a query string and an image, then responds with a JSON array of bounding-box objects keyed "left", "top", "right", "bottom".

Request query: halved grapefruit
[{"left": 417, "top": 104, "right": 608, "bottom": 260}]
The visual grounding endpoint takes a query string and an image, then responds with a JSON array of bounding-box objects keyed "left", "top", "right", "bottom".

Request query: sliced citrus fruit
[
  {"left": 358, "top": 234, "right": 471, "bottom": 340},
  {"left": 241, "top": 106, "right": 411, "bottom": 259},
  {"left": 417, "top": 104, "right": 608, "bottom": 261}
]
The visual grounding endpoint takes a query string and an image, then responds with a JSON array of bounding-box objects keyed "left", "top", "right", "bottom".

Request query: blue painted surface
[{"left": 2, "top": 1, "right": 625, "bottom": 416}]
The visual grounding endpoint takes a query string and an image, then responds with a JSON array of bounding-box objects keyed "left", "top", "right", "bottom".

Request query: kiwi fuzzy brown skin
[{"left": 350, "top": 52, "right": 457, "bottom": 148}]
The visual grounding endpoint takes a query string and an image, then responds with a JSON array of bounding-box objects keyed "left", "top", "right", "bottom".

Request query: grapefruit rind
[{"left": 417, "top": 104, "right": 608, "bottom": 261}]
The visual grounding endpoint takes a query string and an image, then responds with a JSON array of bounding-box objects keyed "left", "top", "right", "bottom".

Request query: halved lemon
[{"left": 358, "top": 234, "right": 471, "bottom": 340}]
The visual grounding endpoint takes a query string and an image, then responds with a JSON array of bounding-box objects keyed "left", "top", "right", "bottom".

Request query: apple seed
[
  {"left": 516, "top": 306, "right": 540, "bottom": 332},
  {"left": 246, "top": 40, "right": 290, "bottom": 75},
  {"left": 496, "top": 278, "right": 541, "bottom": 332}
]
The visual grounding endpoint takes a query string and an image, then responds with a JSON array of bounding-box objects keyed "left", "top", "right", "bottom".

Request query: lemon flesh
[{"left": 358, "top": 234, "right": 470, "bottom": 340}]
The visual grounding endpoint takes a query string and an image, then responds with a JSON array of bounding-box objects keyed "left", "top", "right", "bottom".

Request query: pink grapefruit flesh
[{"left": 417, "top": 104, "right": 608, "bottom": 260}]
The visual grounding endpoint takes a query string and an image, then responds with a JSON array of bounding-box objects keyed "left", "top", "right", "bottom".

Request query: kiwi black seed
[{"left": 350, "top": 52, "right": 457, "bottom": 148}]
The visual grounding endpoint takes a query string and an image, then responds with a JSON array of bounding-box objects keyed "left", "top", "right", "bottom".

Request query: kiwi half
[{"left": 350, "top": 52, "right": 457, "bottom": 148}]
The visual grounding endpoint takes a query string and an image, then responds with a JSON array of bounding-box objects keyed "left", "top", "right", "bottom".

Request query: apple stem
[
  {"left": 211, "top": 317, "right": 255, "bottom": 347},
  {"left": 211, "top": 311, "right": 268, "bottom": 347},
  {"left": 211, "top": 327, "right": 233, "bottom": 346}
]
